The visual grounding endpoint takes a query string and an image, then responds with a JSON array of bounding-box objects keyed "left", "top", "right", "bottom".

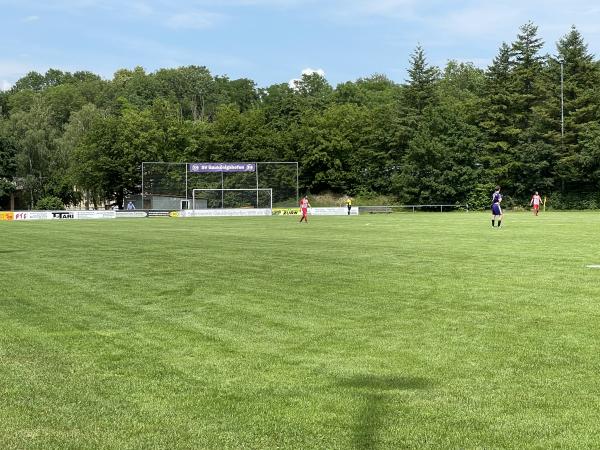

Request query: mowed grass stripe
[{"left": 1, "top": 212, "right": 600, "bottom": 448}]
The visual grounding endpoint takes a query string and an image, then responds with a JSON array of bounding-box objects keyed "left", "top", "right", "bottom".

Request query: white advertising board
[
  {"left": 309, "top": 207, "right": 359, "bottom": 216},
  {"left": 10, "top": 210, "right": 117, "bottom": 220},
  {"left": 13, "top": 211, "right": 52, "bottom": 220},
  {"left": 73, "top": 211, "right": 116, "bottom": 219},
  {"left": 116, "top": 211, "right": 148, "bottom": 218},
  {"left": 181, "top": 208, "right": 272, "bottom": 217}
]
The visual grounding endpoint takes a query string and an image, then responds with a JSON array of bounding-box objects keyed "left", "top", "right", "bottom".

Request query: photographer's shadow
[{"left": 338, "top": 374, "right": 432, "bottom": 450}]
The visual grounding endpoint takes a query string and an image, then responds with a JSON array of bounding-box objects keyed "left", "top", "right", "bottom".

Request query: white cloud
[
  {"left": 0, "top": 60, "right": 33, "bottom": 78},
  {"left": 131, "top": 2, "right": 154, "bottom": 15},
  {"left": 289, "top": 67, "right": 326, "bottom": 88},
  {"left": 99, "top": 32, "right": 194, "bottom": 60},
  {"left": 327, "top": 0, "right": 421, "bottom": 21},
  {"left": 345, "top": 0, "right": 417, "bottom": 14},
  {"left": 434, "top": 4, "right": 521, "bottom": 38},
  {"left": 165, "top": 11, "right": 223, "bottom": 29},
  {"left": 302, "top": 67, "right": 325, "bottom": 77},
  {"left": 185, "top": 0, "right": 316, "bottom": 6},
  {"left": 325, "top": 0, "right": 600, "bottom": 44},
  {"left": 0, "top": 60, "right": 48, "bottom": 88},
  {"left": 22, "top": 15, "right": 40, "bottom": 22}
]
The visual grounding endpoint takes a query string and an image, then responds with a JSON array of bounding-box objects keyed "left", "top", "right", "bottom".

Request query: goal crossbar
[{"left": 192, "top": 188, "right": 273, "bottom": 210}]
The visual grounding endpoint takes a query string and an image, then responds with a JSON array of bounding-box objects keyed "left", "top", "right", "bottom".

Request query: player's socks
[
  {"left": 492, "top": 220, "right": 495, "bottom": 227},
  {"left": 498, "top": 220, "right": 502, "bottom": 227}
]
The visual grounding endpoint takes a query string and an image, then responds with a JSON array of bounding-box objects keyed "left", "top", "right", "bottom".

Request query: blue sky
[{"left": 2, "top": 0, "right": 600, "bottom": 90}]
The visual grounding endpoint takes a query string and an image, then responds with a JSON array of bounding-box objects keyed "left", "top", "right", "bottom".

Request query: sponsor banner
[
  {"left": 310, "top": 207, "right": 359, "bottom": 216},
  {"left": 74, "top": 211, "right": 116, "bottom": 219},
  {"left": 115, "top": 211, "right": 148, "bottom": 218},
  {"left": 11, "top": 211, "right": 117, "bottom": 220},
  {"left": 188, "top": 162, "right": 256, "bottom": 173},
  {"left": 52, "top": 211, "right": 75, "bottom": 219},
  {"left": 181, "top": 208, "right": 272, "bottom": 217},
  {"left": 272, "top": 208, "right": 300, "bottom": 216},
  {"left": 0, "top": 212, "right": 14, "bottom": 221},
  {"left": 13, "top": 211, "right": 52, "bottom": 220},
  {"left": 147, "top": 210, "right": 174, "bottom": 217}
]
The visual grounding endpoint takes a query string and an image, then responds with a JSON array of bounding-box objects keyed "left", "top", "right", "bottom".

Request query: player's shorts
[
  {"left": 491, "top": 203, "right": 502, "bottom": 215},
  {"left": 533, "top": 204, "right": 539, "bottom": 210},
  {"left": 301, "top": 208, "right": 308, "bottom": 216}
]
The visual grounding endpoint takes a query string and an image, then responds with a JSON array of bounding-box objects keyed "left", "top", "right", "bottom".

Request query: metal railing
[{"left": 359, "top": 204, "right": 469, "bottom": 214}]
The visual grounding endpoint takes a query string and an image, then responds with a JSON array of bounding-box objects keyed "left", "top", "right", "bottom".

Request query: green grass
[{"left": 1, "top": 212, "right": 600, "bottom": 449}]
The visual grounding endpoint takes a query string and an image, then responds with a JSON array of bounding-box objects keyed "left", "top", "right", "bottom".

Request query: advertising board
[
  {"left": 310, "top": 207, "right": 359, "bottom": 216},
  {"left": 13, "top": 211, "right": 51, "bottom": 220},
  {"left": 272, "top": 208, "right": 300, "bottom": 216},
  {"left": 188, "top": 162, "right": 256, "bottom": 173},
  {"left": 115, "top": 211, "right": 148, "bottom": 218},
  {"left": 181, "top": 208, "right": 272, "bottom": 217}
]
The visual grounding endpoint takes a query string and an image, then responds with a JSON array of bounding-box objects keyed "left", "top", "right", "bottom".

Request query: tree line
[{"left": 1, "top": 22, "right": 600, "bottom": 210}]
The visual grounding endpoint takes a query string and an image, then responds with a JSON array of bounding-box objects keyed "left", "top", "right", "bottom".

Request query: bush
[
  {"left": 546, "top": 192, "right": 600, "bottom": 210},
  {"left": 466, "top": 184, "right": 495, "bottom": 211},
  {"left": 35, "top": 196, "right": 65, "bottom": 210},
  {"left": 308, "top": 192, "right": 340, "bottom": 207},
  {"left": 354, "top": 193, "right": 397, "bottom": 206},
  {"left": 308, "top": 191, "right": 398, "bottom": 207}
]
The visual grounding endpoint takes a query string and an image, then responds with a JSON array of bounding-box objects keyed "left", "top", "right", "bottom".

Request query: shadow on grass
[
  {"left": 339, "top": 374, "right": 431, "bottom": 391},
  {"left": 338, "top": 375, "right": 432, "bottom": 450}
]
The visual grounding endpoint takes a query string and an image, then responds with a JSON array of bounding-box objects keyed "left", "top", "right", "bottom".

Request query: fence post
[{"left": 141, "top": 162, "right": 144, "bottom": 208}]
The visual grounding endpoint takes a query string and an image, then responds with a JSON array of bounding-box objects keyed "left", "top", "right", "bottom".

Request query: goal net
[
  {"left": 141, "top": 161, "right": 298, "bottom": 209},
  {"left": 192, "top": 188, "right": 273, "bottom": 210}
]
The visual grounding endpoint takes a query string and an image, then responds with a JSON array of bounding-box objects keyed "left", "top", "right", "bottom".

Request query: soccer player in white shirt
[
  {"left": 299, "top": 196, "right": 311, "bottom": 223},
  {"left": 530, "top": 191, "right": 542, "bottom": 216}
]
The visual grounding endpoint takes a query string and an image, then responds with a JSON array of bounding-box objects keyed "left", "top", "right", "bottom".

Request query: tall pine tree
[
  {"left": 540, "top": 26, "right": 600, "bottom": 192},
  {"left": 479, "top": 43, "right": 518, "bottom": 190},
  {"left": 509, "top": 22, "right": 553, "bottom": 198}
]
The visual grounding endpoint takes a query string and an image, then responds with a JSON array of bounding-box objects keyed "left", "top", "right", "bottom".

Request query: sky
[{"left": 1, "top": 0, "right": 600, "bottom": 90}]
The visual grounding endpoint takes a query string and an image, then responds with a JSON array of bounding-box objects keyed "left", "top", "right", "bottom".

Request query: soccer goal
[
  {"left": 141, "top": 161, "right": 299, "bottom": 209},
  {"left": 192, "top": 188, "right": 273, "bottom": 210}
]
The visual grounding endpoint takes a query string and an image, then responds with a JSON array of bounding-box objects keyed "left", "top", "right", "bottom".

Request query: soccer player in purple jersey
[{"left": 491, "top": 186, "right": 503, "bottom": 228}]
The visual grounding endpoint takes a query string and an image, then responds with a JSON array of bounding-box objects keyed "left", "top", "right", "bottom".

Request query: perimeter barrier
[
  {"left": 359, "top": 204, "right": 469, "bottom": 214},
  {"left": 1, "top": 204, "right": 469, "bottom": 221}
]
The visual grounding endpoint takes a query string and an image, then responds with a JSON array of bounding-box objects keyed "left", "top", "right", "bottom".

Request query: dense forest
[{"left": 1, "top": 22, "right": 600, "bottom": 210}]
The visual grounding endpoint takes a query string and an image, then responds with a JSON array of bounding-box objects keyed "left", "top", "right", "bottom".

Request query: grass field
[{"left": 2, "top": 212, "right": 600, "bottom": 449}]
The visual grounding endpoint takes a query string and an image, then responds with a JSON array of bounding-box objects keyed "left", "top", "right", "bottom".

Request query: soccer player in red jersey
[
  {"left": 299, "top": 195, "right": 311, "bottom": 223},
  {"left": 530, "top": 191, "right": 542, "bottom": 216}
]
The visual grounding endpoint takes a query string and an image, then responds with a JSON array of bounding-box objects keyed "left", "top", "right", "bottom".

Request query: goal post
[{"left": 192, "top": 188, "right": 273, "bottom": 210}]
